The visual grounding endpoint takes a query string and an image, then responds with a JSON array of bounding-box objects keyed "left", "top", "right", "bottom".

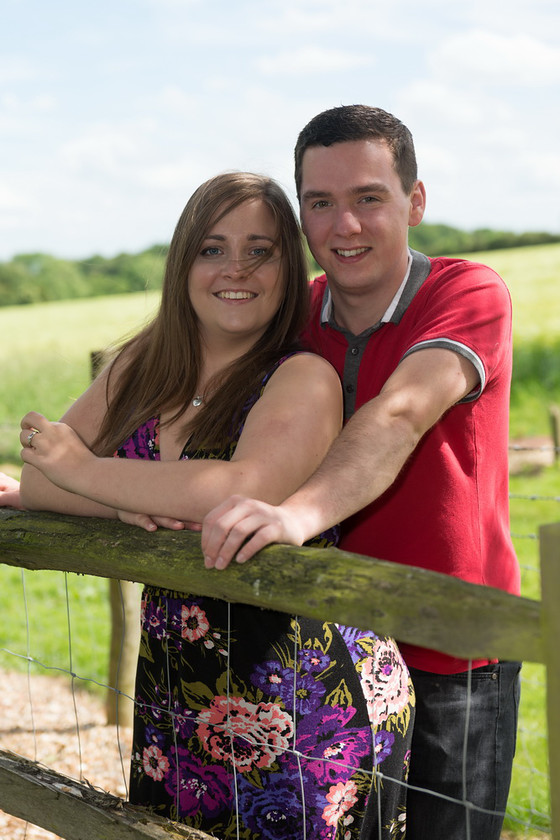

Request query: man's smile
[{"left": 335, "top": 247, "right": 370, "bottom": 258}]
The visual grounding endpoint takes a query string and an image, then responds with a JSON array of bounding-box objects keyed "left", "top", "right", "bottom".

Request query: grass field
[
  {"left": 1, "top": 242, "right": 559, "bottom": 835},
  {"left": 1, "top": 243, "right": 559, "bottom": 461}
]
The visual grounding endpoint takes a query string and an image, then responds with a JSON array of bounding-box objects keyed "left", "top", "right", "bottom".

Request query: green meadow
[{"left": 1, "top": 242, "right": 559, "bottom": 834}]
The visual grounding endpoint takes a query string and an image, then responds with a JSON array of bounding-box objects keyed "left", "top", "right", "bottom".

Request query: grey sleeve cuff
[{"left": 402, "top": 339, "right": 485, "bottom": 402}]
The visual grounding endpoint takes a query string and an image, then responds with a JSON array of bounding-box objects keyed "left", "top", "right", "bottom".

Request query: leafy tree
[{"left": 1, "top": 230, "right": 558, "bottom": 307}]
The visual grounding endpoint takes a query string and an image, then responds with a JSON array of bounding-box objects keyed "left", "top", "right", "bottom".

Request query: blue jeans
[{"left": 406, "top": 661, "right": 521, "bottom": 840}]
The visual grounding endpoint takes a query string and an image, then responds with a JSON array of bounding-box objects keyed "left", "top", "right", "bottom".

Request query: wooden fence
[{"left": 0, "top": 508, "right": 558, "bottom": 839}]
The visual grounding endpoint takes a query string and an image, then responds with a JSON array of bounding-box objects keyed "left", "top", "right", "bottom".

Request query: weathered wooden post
[
  {"left": 550, "top": 405, "right": 559, "bottom": 466},
  {"left": 91, "top": 350, "right": 141, "bottom": 728},
  {"left": 540, "top": 521, "right": 560, "bottom": 840}
]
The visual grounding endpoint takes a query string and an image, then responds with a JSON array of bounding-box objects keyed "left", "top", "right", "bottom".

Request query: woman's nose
[{"left": 222, "top": 256, "right": 246, "bottom": 276}]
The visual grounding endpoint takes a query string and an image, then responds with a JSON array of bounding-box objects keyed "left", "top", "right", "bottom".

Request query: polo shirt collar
[{"left": 320, "top": 248, "right": 432, "bottom": 334}]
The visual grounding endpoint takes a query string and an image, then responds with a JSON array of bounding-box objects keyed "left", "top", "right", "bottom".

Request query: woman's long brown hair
[{"left": 93, "top": 172, "right": 310, "bottom": 456}]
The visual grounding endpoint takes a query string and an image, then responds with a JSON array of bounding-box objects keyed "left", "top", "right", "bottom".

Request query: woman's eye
[
  {"left": 250, "top": 247, "right": 269, "bottom": 257},
  {"left": 201, "top": 246, "right": 222, "bottom": 257}
]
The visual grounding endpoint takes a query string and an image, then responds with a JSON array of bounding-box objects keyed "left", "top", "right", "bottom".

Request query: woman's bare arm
[{"left": 20, "top": 354, "right": 343, "bottom": 530}]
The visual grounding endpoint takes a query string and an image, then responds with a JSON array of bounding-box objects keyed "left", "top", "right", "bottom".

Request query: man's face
[{"left": 299, "top": 139, "right": 425, "bottom": 299}]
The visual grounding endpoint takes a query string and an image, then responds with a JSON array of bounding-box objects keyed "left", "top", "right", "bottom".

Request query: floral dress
[{"left": 122, "top": 358, "right": 415, "bottom": 839}]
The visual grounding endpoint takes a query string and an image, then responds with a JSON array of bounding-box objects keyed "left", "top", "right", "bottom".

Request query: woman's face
[{"left": 188, "top": 199, "right": 284, "bottom": 349}]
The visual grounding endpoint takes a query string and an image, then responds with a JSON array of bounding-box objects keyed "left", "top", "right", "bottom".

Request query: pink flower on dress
[
  {"left": 140, "top": 595, "right": 147, "bottom": 625},
  {"left": 142, "top": 744, "right": 170, "bottom": 781},
  {"left": 181, "top": 604, "right": 210, "bottom": 641},
  {"left": 360, "top": 638, "right": 410, "bottom": 725},
  {"left": 322, "top": 779, "right": 358, "bottom": 827},
  {"left": 196, "top": 695, "right": 293, "bottom": 773}
]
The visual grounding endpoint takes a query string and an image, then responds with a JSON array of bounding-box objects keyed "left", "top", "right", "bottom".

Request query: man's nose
[{"left": 334, "top": 207, "right": 362, "bottom": 236}]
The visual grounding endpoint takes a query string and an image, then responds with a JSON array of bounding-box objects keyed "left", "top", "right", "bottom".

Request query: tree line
[{"left": 1, "top": 226, "right": 558, "bottom": 307}]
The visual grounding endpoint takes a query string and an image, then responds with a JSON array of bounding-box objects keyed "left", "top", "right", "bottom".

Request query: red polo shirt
[{"left": 303, "top": 251, "right": 520, "bottom": 673}]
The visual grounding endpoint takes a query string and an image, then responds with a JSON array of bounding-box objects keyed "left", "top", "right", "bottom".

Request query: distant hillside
[{"left": 1, "top": 226, "right": 559, "bottom": 307}]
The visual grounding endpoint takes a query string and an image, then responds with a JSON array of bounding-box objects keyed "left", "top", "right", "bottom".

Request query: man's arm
[{"left": 201, "top": 346, "right": 479, "bottom": 567}]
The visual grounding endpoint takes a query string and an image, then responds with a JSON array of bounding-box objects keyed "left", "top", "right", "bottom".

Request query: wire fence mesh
[{"left": 0, "top": 441, "right": 558, "bottom": 839}]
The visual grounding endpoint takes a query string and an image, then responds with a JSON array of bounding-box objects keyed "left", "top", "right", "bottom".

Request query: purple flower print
[
  {"left": 143, "top": 602, "right": 168, "bottom": 640},
  {"left": 251, "top": 661, "right": 326, "bottom": 713},
  {"left": 237, "top": 773, "right": 307, "bottom": 840},
  {"left": 285, "top": 672, "right": 326, "bottom": 715},
  {"left": 116, "top": 418, "right": 158, "bottom": 461},
  {"left": 148, "top": 683, "right": 170, "bottom": 722},
  {"left": 144, "top": 723, "right": 166, "bottom": 749},
  {"left": 164, "top": 747, "right": 231, "bottom": 819},
  {"left": 336, "top": 624, "right": 378, "bottom": 665},
  {"left": 374, "top": 729, "right": 395, "bottom": 765},
  {"left": 295, "top": 705, "right": 371, "bottom": 785},
  {"left": 298, "top": 648, "right": 331, "bottom": 673},
  {"left": 251, "top": 661, "right": 294, "bottom": 698},
  {"left": 171, "top": 700, "right": 196, "bottom": 739}
]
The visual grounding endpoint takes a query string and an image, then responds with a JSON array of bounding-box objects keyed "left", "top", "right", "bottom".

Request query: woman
[{"left": 11, "top": 172, "right": 414, "bottom": 839}]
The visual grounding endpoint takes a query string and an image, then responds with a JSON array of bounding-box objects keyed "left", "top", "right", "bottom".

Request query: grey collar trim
[{"left": 320, "top": 249, "right": 432, "bottom": 339}]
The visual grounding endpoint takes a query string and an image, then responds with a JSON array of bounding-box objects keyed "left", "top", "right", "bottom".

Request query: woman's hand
[
  {"left": 201, "top": 495, "right": 305, "bottom": 570},
  {"left": 0, "top": 472, "right": 24, "bottom": 509},
  {"left": 117, "top": 510, "right": 200, "bottom": 532},
  {"left": 20, "top": 411, "right": 96, "bottom": 492}
]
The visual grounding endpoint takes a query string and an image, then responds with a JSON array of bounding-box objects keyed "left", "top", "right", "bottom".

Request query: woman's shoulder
[
  {"left": 263, "top": 351, "right": 342, "bottom": 400},
  {"left": 274, "top": 350, "right": 340, "bottom": 380}
]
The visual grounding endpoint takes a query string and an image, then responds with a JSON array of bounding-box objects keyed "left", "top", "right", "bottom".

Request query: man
[{"left": 202, "top": 105, "right": 521, "bottom": 839}]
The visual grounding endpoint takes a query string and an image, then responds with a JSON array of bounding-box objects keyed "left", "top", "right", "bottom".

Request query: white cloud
[
  {"left": 256, "top": 46, "right": 372, "bottom": 76},
  {"left": 0, "top": 55, "right": 37, "bottom": 83},
  {"left": 59, "top": 123, "right": 154, "bottom": 176},
  {"left": 0, "top": 184, "right": 36, "bottom": 213},
  {"left": 430, "top": 29, "right": 560, "bottom": 85},
  {"left": 1, "top": 0, "right": 558, "bottom": 259},
  {"left": 461, "top": 0, "right": 560, "bottom": 41},
  {"left": 399, "top": 81, "right": 486, "bottom": 127}
]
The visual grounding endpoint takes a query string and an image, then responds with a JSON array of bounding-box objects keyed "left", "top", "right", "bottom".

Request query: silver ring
[{"left": 27, "top": 429, "right": 40, "bottom": 447}]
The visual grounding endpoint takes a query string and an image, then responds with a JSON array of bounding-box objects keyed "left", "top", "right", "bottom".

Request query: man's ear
[{"left": 409, "top": 180, "right": 426, "bottom": 228}]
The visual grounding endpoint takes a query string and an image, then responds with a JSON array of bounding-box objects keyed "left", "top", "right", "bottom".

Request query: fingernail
[{"left": 204, "top": 556, "right": 214, "bottom": 569}]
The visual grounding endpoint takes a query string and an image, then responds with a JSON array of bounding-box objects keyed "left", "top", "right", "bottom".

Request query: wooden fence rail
[{"left": 0, "top": 508, "right": 558, "bottom": 839}]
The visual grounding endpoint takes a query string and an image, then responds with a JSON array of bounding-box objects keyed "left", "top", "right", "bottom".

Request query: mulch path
[{"left": 0, "top": 669, "right": 132, "bottom": 840}]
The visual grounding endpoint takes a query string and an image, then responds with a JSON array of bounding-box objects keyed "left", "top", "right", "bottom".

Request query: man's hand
[{"left": 201, "top": 495, "right": 306, "bottom": 570}]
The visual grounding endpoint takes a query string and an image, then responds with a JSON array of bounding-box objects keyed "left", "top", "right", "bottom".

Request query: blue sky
[{"left": 1, "top": 0, "right": 559, "bottom": 260}]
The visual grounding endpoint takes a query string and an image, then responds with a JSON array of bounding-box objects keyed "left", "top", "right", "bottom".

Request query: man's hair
[{"left": 294, "top": 104, "right": 418, "bottom": 199}]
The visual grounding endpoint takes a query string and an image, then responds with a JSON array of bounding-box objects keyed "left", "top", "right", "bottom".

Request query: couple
[{"left": 2, "top": 105, "right": 520, "bottom": 840}]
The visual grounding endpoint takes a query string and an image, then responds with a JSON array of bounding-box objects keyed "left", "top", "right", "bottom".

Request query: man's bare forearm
[{"left": 280, "top": 399, "right": 419, "bottom": 541}]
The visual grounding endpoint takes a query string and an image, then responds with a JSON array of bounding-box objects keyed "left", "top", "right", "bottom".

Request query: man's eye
[
  {"left": 312, "top": 200, "right": 330, "bottom": 209},
  {"left": 360, "top": 195, "right": 379, "bottom": 204}
]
